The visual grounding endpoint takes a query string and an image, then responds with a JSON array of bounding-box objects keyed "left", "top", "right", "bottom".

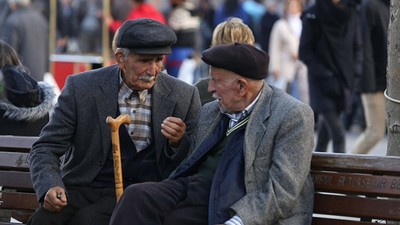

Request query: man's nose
[{"left": 146, "top": 62, "right": 158, "bottom": 75}]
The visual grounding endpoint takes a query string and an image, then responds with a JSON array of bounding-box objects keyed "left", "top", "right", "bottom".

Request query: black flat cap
[
  {"left": 116, "top": 18, "right": 177, "bottom": 54},
  {"left": 201, "top": 43, "right": 269, "bottom": 80}
]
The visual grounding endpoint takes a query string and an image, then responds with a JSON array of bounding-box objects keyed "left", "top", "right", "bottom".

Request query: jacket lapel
[
  {"left": 152, "top": 74, "right": 176, "bottom": 160},
  {"left": 244, "top": 84, "right": 271, "bottom": 172},
  {"left": 95, "top": 66, "right": 120, "bottom": 156}
]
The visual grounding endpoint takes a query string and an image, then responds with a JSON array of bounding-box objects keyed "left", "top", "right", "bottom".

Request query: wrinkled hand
[
  {"left": 161, "top": 117, "right": 186, "bottom": 148},
  {"left": 43, "top": 186, "right": 67, "bottom": 212}
]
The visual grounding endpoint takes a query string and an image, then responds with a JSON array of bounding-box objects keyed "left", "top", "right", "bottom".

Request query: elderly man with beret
[
  {"left": 27, "top": 18, "right": 201, "bottom": 225},
  {"left": 109, "top": 43, "right": 315, "bottom": 225}
]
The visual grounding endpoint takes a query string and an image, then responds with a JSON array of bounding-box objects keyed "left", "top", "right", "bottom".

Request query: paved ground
[{"left": 324, "top": 126, "right": 388, "bottom": 156}]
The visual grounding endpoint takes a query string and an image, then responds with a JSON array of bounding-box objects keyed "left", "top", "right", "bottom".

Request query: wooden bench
[
  {"left": 311, "top": 152, "right": 400, "bottom": 224},
  {"left": 2, "top": 136, "right": 400, "bottom": 225},
  {"left": 0, "top": 135, "right": 39, "bottom": 225}
]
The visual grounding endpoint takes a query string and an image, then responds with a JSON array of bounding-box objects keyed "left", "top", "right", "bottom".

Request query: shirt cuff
[{"left": 224, "top": 215, "right": 244, "bottom": 225}]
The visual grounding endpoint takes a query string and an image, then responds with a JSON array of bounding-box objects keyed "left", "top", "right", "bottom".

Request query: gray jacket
[
  {"left": 29, "top": 65, "right": 201, "bottom": 201},
  {"left": 189, "top": 84, "right": 315, "bottom": 224}
]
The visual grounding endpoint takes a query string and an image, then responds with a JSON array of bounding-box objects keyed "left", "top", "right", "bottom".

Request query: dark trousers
[
  {"left": 109, "top": 175, "right": 212, "bottom": 225},
  {"left": 27, "top": 186, "right": 116, "bottom": 225},
  {"left": 315, "top": 111, "right": 346, "bottom": 153}
]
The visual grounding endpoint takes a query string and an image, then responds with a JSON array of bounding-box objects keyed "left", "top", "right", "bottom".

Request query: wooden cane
[{"left": 106, "top": 114, "right": 131, "bottom": 202}]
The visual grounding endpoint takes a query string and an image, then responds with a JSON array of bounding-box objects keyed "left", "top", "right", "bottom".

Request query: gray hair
[{"left": 115, "top": 48, "right": 130, "bottom": 59}]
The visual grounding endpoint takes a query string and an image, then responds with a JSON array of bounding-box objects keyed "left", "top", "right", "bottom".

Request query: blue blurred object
[{"left": 165, "top": 47, "right": 193, "bottom": 77}]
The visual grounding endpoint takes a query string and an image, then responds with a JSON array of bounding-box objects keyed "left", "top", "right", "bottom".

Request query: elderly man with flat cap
[
  {"left": 27, "top": 18, "right": 201, "bottom": 225},
  {"left": 109, "top": 43, "right": 315, "bottom": 225}
]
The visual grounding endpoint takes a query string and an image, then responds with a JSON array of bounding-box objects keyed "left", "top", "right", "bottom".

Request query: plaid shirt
[{"left": 118, "top": 77, "right": 152, "bottom": 152}]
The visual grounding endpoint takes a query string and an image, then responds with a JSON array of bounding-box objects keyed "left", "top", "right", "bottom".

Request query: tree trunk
[
  {"left": 386, "top": 1, "right": 399, "bottom": 218},
  {"left": 386, "top": 0, "right": 400, "bottom": 157}
]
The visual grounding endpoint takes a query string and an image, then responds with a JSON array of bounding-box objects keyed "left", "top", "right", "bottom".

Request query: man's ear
[
  {"left": 115, "top": 52, "right": 124, "bottom": 64},
  {"left": 237, "top": 79, "right": 248, "bottom": 95}
]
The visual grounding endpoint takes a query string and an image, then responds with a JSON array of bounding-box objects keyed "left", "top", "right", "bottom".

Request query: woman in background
[
  {"left": 268, "top": 0, "right": 309, "bottom": 104},
  {"left": 0, "top": 40, "right": 55, "bottom": 136}
]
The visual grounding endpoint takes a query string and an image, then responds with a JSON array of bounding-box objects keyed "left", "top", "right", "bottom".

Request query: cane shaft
[
  {"left": 110, "top": 130, "right": 124, "bottom": 201},
  {"left": 106, "top": 114, "right": 131, "bottom": 202}
]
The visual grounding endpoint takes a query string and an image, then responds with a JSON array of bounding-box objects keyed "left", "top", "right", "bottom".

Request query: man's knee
[
  {"left": 122, "top": 182, "right": 155, "bottom": 202},
  {"left": 27, "top": 207, "right": 71, "bottom": 225}
]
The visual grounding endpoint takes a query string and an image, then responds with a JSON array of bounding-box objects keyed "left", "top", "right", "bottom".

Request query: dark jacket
[
  {"left": 359, "top": 0, "right": 389, "bottom": 93},
  {"left": 299, "top": 0, "right": 362, "bottom": 113}
]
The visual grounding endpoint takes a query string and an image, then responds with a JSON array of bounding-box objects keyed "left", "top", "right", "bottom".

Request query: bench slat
[
  {"left": 0, "top": 152, "right": 29, "bottom": 170},
  {"left": 1, "top": 192, "right": 38, "bottom": 210},
  {"left": 314, "top": 193, "right": 400, "bottom": 221},
  {"left": 311, "top": 153, "right": 400, "bottom": 176},
  {"left": 312, "top": 171, "right": 400, "bottom": 197},
  {"left": 0, "top": 136, "right": 38, "bottom": 150},
  {"left": 0, "top": 171, "right": 32, "bottom": 189}
]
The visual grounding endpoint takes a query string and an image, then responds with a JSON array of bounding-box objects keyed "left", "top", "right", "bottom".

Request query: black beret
[
  {"left": 201, "top": 43, "right": 269, "bottom": 80},
  {"left": 2, "top": 66, "right": 42, "bottom": 107},
  {"left": 116, "top": 18, "right": 177, "bottom": 54}
]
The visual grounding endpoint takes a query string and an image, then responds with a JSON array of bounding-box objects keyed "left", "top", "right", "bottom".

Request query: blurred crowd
[{"left": 0, "top": 0, "right": 390, "bottom": 155}]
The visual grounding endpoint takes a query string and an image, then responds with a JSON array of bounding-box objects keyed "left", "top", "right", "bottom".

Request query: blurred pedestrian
[
  {"left": 259, "top": 0, "right": 280, "bottom": 52},
  {"left": 76, "top": 0, "right": 103, "bottom": 54},
  {"left": 165, "top": 0, "right": 200, "bottom": 77},
  {"left": 268, "top": 0, "right": 309, "bottom": 104},
  {"left": 0, "top": 0, "right": 11, "bottom": 36},
  {"left": 242, "top": 0, "right": 266, "bottom": 46},
  {"left": 110, "top": 0, "right": 131, "bottom": 22},
  {"left": 213, "top": 0, "right": 252, "bottom": 30},
  {"left": 299, "top": 0, "right": 362, "bottom": 153},
  {"left": 352, "top": 0, "right": 389, "bottom": 154},
  {"left": 56, "top": 0, "right": 79, "bottom": 53},
  {"left": 0, "top": 40, "right": 55, "bottom": 136},
  {"left": 196, "top": 0, "right": 215, "bottom": 51},
  {"left": 2, "top": 0, "right": 49, "bottom": 81}
]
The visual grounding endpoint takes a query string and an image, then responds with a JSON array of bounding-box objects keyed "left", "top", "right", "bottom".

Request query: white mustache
[
  {"left": 138, "top": 75, "right": 155, "bottom": 82},
  {"left": 212, "top": 93, "right": 219, "bottom": 100}
]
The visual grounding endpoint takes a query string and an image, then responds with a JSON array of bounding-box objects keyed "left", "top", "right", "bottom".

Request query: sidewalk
[{"left": 324, "top": 126, "right": 388, "bottom": 156}]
